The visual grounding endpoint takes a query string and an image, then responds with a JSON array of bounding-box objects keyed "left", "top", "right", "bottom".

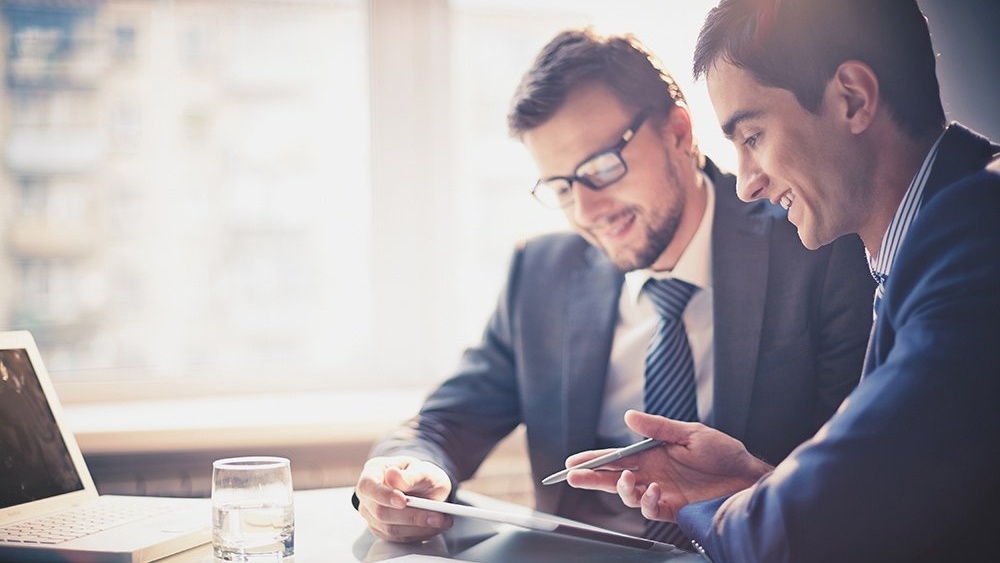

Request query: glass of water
[{"left": 212, "top": 456, "right": 295, "bottom": 561}]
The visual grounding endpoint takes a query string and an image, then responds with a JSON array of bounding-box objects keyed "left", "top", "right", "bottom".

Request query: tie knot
[{"left": 645, "top": 278, "right": 697, "bottom": 319}]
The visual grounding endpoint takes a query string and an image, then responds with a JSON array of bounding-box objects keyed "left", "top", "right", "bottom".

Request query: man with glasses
[{"left": 353, "top": 28, "right": 874, "bottom": 548}]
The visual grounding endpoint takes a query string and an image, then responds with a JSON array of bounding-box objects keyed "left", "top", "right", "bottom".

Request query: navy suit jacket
[
  {"left": 371, "top": 160, "right": 875, "bottom": 530},
  {"left": 679, "top": 124, "right": 1000, "bottom": 562}
]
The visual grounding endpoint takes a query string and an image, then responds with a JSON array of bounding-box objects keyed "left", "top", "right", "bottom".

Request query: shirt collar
[
  {"left": 624, "top": 172, "right": 715, "bottom": 304},
  {"left": 866, "top": 130, "right": 946, "bottom": 283}
]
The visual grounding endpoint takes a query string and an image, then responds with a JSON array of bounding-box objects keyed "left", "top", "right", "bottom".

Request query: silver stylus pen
[{"left": 541, "top": 437, "right": 662, "bottom": 485}]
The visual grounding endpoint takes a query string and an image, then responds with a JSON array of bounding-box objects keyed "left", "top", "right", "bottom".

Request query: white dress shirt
[{"left": 596, "top": 173, "right": 716, "bottom": 446}]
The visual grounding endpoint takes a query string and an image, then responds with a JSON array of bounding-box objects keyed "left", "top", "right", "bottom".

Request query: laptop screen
[{"left": 0, "top": 348, "right": 84, "bottom": 509}]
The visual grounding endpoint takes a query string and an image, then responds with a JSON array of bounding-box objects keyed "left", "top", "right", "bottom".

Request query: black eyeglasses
[{"left": 531, "top": 109, "right": 650, "bottom": 209}]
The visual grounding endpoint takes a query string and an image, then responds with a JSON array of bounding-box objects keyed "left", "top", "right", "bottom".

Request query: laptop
[{"left": 0, "top": 330, "right": 210, "bottom": 563}]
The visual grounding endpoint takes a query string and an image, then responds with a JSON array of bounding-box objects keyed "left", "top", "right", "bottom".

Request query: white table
[{"left": 159, "top": 487, "right": 705, "bottom": 562}]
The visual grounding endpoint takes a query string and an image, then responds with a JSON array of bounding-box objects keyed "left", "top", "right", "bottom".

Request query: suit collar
[
  {"left": 922, "top": 123, "right": 1000, "bottom": 203},
  {"left": 863, "top": 123, "right": 1000, "bottom": 375}
]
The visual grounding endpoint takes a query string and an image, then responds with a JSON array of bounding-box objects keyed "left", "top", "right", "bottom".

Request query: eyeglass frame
[{"left": 530, "top": 108, "right": 651, "bottom": 209}]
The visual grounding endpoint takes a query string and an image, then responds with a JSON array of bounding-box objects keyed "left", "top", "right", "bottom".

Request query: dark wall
[{"left": 919, "top": 0, "right": 1000, "bottom": 141}]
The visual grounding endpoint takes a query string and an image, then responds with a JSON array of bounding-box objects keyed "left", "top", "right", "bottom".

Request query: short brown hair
[
  {"left": 693, "top": 0, "right": 945, "bottom": 138},
  {"left": 508, "top": 28, "right": 687, "bottom": 139}
]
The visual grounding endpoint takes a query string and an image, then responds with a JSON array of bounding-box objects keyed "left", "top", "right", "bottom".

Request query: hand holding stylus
[
  {"left": 560, "top": 410, "right": 772, "bottom": 522},
  {"left": 542, "top": 437, "right": 662, "bottom": 485}
]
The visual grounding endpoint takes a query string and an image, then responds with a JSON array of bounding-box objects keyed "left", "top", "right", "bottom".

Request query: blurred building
[{"left": 0, "top": 0, "right": 370, "bottom": 380}]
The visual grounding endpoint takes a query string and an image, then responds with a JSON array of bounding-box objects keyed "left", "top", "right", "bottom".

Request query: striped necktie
[
  {"left": 871, "top": 272, "right": 887, "bottom": 320},
  {"left": 642, "top": 277, "right": 698, "bottom": 548},
  {"left": 644, "top": 278, "right": 699, "bottom": 422}
]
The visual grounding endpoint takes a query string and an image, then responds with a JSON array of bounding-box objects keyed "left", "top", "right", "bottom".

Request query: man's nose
[
  {"left": 735, "top": 156, "right": 768, "bottom": 203},
  {"left": 570, "top": 181, "right": 610, "bottom": 225}
]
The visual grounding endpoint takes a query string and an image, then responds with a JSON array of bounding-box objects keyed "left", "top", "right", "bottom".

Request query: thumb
[{"left": 624, "top": 410, "right": 694, "bottom": 444}]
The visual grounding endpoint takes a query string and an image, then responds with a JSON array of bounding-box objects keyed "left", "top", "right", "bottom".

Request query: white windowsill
[{"left": 61, "top": 390, "right": 426, "bottom": 455}]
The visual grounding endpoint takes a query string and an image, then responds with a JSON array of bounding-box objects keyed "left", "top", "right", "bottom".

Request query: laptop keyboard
[{"left": 0, "top": 497, "right": 176, "bottom": 545}]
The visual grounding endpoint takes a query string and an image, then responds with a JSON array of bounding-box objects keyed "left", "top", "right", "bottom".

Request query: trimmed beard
[{"left": 605, "top": 157, "right": 687, "bottom": 271}]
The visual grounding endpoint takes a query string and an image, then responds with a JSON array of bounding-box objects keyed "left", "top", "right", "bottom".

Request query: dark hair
[
  {"left": 693, "top": 0, "right": 945, "bottom": 138},
  {"left": 508, "top": 28, "right": 687, "bottom": 139}
]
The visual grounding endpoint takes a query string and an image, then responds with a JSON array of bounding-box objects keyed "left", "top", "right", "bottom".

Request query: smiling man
[
  {"left": 709, "top": 60, "right": 916, "bottom": 255},
  {"left": 562, "top": 1, "right": 1000, "bottom": 561},
  {"left": 352, "top": 28, "right": 874, "bottom": 549}
]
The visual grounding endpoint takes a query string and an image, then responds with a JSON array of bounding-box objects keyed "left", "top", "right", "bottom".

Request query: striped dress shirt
[{"left": 866, "top": 132, "right": 946, "bottom": 318}]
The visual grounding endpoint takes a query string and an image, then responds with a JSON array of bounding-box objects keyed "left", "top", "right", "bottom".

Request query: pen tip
[{"left": 541, "top": 473, "right": 566, "bottom": 486}]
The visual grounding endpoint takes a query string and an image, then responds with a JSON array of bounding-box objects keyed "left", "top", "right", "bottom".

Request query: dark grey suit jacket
[{"left": 372, "top": 160, "right": 875, "bottom": 527}]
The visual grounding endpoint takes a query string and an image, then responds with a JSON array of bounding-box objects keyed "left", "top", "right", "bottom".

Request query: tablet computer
[{"left": 403, "top": 496, "right": 682, "bottom": 553}]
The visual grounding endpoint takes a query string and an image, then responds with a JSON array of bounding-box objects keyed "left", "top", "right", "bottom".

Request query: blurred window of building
[{"left": 0, "top": 0, "right": 722, "bottom": 402}]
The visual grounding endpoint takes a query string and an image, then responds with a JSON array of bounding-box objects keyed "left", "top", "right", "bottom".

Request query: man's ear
[
  {"left": 832, "top": 61, "right": 880, "bottom": 134},
  {"left": 661, "top": 103, "right": 696, "bottom": 153}
]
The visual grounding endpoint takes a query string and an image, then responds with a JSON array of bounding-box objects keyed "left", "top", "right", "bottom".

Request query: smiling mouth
[
  {"left": 592, "top": 210, "right": 636, "bottom": 238},
  {"left": 779, "top": 191, "right": 795, "bottom": 210}
]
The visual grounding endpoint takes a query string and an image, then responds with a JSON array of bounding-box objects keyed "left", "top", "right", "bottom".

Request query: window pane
[
  {"left": 1, "top": 0, "right": 728, "bottom": 398},
  {"left": 1, "top": 0, "right": 369, "bottom": 390}
]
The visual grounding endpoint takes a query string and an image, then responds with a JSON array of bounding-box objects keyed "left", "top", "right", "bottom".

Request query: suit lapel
[
  {"left": 864, "top": 123, "right": 999, "bottom": 375},
  {"left": 709, "top": 164, "right": 772, "bottom": 438},
  {"left": 922, "top": 124, "right": 1000, "bottom": 205},
  {"left": 562, "top": 245, "right": 622, "bottom": 457}
]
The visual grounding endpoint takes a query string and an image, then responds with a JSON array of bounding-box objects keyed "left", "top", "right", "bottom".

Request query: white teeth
[{"left": 779, "top": 192, "right": 794, "bottom": 210}]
